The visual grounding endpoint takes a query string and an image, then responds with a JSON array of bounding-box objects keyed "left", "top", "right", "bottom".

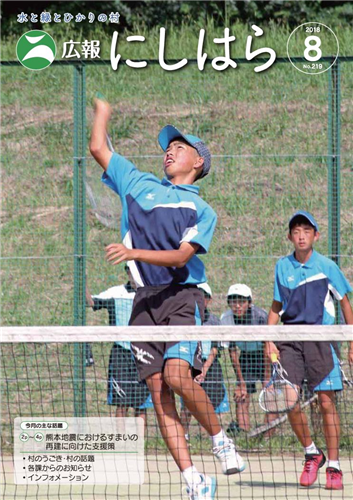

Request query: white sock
[
  {"left": 328, "top": 460, "right": 340, "bottom": 470},
  {"left": 211, "top": 429, "right": 229, "bottom": 448},
  {"left": 304, "top": 442, "right": 319, "bottom": 455},
  {"left": 182, "top": 465, "right": 202, "bottom": 489}
]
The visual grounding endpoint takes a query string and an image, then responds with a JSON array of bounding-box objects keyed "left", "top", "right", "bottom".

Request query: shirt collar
[
  {"left": 161, "top": 177, "right": 199, "bottom": 194},
  {"left": 289, "top": 249, "right": 317, "bottom": 269}
]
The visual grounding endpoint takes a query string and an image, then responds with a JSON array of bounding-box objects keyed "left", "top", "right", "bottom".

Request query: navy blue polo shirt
[
  {"left": 273, "top": 250, "right": 352, "bottom": 325},
  {"left": 102, "top": 153, "right": 217, "bottom": 287}
]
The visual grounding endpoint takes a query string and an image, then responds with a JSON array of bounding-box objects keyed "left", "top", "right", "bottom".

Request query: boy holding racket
[
  {"left": 265, "top": 211, "right": 353, "bottom": 490},
  {"left": 90, "top": 96, "right": 244, "bottom": 500}
]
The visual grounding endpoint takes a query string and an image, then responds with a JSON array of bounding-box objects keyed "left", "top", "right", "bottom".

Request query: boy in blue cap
[
  {"left": 90, "top": 96, "right": 244, "bottom": 500},
  {"left": 265, "top": 210, "right": 353, "bottom": 490}
]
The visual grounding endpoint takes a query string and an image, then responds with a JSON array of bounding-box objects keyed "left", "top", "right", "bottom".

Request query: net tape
[{"left": 1, "top": 325, "right": 352, "bottom": 343}]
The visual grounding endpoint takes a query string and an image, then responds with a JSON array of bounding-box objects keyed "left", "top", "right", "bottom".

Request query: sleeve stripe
[
  {"left": 328, "top": 283, "right": 343, "bottom": 301},
  {"left": 180, "top": 225, "right": 198, "bottom": 243}
]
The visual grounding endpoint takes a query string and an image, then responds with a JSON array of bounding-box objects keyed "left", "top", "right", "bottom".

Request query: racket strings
[
  {"left": 260, "top": 379, "right": 298, "bottom": 413},
  {"left": 275, "top": 361, "right": 289, "bottom": 379}
]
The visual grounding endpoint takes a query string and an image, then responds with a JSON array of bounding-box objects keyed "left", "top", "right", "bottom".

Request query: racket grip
[
  {"left": 270, "top": 353, "right": 278, "bottom": 363},
  {"left": 106, "top": 134, "right": 114, "bottom": 152}
]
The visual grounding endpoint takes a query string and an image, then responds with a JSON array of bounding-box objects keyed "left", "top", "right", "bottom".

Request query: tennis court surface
[{"left": 1, "top": 454, "right": 352, "bottom": 499}]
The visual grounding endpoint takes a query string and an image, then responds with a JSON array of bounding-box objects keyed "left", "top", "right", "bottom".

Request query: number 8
[{"left": 304, "top": 35, "right": 322, "bottom": 62}]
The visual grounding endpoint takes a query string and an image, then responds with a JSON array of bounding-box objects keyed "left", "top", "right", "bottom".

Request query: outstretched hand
[
  {"left": 106, "top": 243, "right": 133, "bottom": 265},
  {"left": 90, "top": 93, "right": 113, "bottom": 171}
]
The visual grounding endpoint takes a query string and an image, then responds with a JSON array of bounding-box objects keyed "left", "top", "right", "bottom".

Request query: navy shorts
[
  {"left": 275, "top": 341, "right": 343, "bottom": 392},
  {"left": 130, "top": 284, "right": 204, "bottom": 381}
]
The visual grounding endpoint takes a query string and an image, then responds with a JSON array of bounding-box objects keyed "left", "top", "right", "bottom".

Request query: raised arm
[{"left": 89, "top": 96, "right": 113, "bottom": 171}]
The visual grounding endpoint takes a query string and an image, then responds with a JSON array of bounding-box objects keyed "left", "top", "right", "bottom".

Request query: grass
[{"left": 1, "top": 36, "right": 353, "bottom": 319}]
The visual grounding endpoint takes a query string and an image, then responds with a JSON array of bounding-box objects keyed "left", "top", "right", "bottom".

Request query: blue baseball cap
[
  {"left": 158, "top": 125, "right": 211, "bottom": 179},
  {"left": 289, "top": 210, "right": 319, "bottom": 231}
]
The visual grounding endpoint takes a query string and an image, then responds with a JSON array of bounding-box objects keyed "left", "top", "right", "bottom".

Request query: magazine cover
[{"left": 1, "top": 1, "right": 352, "bottom": 499}]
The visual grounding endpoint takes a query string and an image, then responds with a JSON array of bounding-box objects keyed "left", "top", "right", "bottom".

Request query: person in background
[
  {"left": 221, "top": 284, "right": 269, "bottom": 435},
  {"left": 266, "top": 210, "right": 353, "bottom": 490}
]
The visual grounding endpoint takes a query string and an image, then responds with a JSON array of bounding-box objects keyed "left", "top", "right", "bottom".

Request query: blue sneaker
[
  {"left": 213, "top": 439, "right": 245, "bottom": 475},
  {"left": 186, "top": 474, "right": 217, "bottom": 500}
]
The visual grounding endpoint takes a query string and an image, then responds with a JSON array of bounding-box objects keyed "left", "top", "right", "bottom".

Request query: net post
[
  {"left": 328, "top": 59, "right": 341, "bottom": 324},
  {"left": 73, "top": 62, "right": 87, "bottom": 417},
  {"left": 328, "top": 59, "right": 341, "bottom": 268}
]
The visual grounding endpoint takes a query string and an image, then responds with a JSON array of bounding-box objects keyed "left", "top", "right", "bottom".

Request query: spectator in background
[
  {"left": 221, "top": 284, "right": 268, "bottom": 435},
  {"left": 181, "top": 282, "right": 230, "bottom": 442},
  {"left": 86, "top": 265, "right": 152, "bottom": 423}
]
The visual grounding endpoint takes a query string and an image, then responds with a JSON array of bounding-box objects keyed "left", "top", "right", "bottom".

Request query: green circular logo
[{"left": 16, "top": 30, "right": 56, "bottom": 71}]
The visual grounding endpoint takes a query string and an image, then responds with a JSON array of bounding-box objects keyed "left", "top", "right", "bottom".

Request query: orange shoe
[
  {"left": 300, "top": 449, "right": 326, "bottom": 487},
  {"left": 326, "top": 467, "right": 343, "bottom": 490}
]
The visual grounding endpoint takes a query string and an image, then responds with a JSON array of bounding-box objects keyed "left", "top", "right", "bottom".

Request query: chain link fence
[{"left": 1, "top": 58, "right": 352, "bottom": 325}]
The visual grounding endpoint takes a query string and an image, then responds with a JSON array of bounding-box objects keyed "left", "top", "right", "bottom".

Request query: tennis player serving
[
  {"left": 265, "top": 211, "right": 353, "bottom": 490},
  {"left": 90, "top": 95, "right": 245, "bottom": 500}
]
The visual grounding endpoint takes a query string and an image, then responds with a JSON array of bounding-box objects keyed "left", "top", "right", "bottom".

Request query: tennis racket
[
  {"left": 86, "top": 133, "right": 122, "bottom": 229},
  {"left": 105, "top": 133, "right": 114, "bottom": 153},
  {"left": 249, "top": 394, "right": 317, "bottom": 437},
  {"left": 259, "top": 353, "right": 299, "bottom": 413},
  {"left": 340, "top": 362, "right": 353, "bottom": 388}
]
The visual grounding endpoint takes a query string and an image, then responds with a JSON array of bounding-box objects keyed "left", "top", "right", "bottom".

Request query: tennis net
[{"left": 1, "top": 325, "right": 352, "bottom": 500}]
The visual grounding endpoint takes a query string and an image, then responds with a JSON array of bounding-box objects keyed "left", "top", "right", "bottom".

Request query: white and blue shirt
[
  {"left": 102, "top": 153, "right": 217, "bottom": 287},
  {"left": 274, "top": 250, "right": 352, "bottom": 325}
]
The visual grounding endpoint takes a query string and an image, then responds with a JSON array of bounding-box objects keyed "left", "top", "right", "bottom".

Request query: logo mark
[
  {"left": 131, "top": 345, "right": 154, "bottom": 365},
  {"left": 16, "top": 30, "right": 56, "bottom": 71},
  {"left": 288, "top": 276, "right": 295, "bottom": 282},
  {"left": 146, "top": 193, "right": 155, "bottom": 200},
  {"left": 111, "top": 378, "right": 127, "bottom": 398}
]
